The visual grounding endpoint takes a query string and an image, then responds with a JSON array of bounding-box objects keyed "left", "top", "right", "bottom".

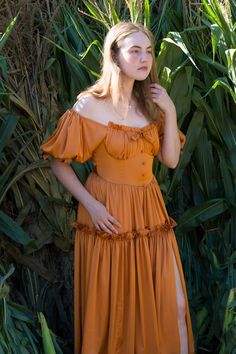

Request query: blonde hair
[{"left": 77, "top": 21, "right": 163, "bottom": 122}]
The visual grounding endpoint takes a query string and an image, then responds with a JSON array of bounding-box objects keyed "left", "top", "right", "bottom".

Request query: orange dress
[{"left": 40, "top": 107, "right": 195, "bottom": 354}]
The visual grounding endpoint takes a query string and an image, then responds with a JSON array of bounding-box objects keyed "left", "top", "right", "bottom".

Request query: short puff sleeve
[{"left": 40, "top": 109, "right": 106, "bottom": 163}]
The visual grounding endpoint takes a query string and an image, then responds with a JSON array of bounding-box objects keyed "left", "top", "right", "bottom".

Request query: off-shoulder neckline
[{"left": 69, "top": 108, "right": 157, "bottom": 132}]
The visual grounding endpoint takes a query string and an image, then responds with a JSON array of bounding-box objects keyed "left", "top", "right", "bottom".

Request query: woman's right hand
[
  {"left": 49, "top": 159, "right": 121, "bottom": 234},
  {"left": 86, "top": 200, "right": 122, "bottom": 234}
]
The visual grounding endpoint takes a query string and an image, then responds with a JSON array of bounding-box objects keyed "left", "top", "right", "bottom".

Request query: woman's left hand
[{"left": 149, "top": 83, "right": 175, "bottom": 114}]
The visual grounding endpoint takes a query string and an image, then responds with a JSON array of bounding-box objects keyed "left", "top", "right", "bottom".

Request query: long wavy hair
[{"left": 77, "top": 21, "right": 163, "bottom": 122}]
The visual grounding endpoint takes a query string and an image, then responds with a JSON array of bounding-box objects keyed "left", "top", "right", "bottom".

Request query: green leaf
[
  {"left": 167, "top": 110, "right": 204, "bottom": 197},
  {"left": 0, "top": 345, "right": 6, "bottom": 354},
  {"left": 20, "top": 322, "right": 39, "bottom": 354},
  {"left": 203, "top": 76, "right": 236, "bottom": 104},
  {"left": 8, "top": 302, "right": 34, "bottom": 322},
  {"left": 106, "top": 0, "right": 120, "bottom": 24},
  {"left": 225, "top": 49, "right": 236, "bottom": 86},
  {"left": 170, "top": 66, "right": 194, "bottom": 126},
  {"left": 71, "top": 160, "right": 94, "bottom": 185},
  {"left": 196, "top": 53, "right": 227, "bottom": 73},
  {"left": 220, "top": 288, "right": 236, "bottom": 352},
  {"left": 0, "top": 114, "right": 19, "bottom": 156},
  {"left": 0, "top": 211, "right": 35, "bottom": 247},
  {"left": 160, "top": 67, "right": 171, "bottom": 90},
  {"left": 44, "top": 58, "right": 56, "bottom": 71},
  {"left": 192, "top": 128, "right": 218, "bottom": 198},
  {"left": 43, "top": 36, "right": 100, "bottom": 79},
  {"left": 157, "top": 38, "right": 184, "bottom": 77},
  {"left": 192, "top": 89, "right": 223, "bottom": 143},
  {"left": 176, "top": 198, "right": 228, "bottom": 231},
  {"left": 0, "top": 57, "right": 8, "bottom": 81},
  {"left": 165, "top": 32, "right": 199, "bottom": 70},
  {"left": 0, "top": 160, "right": 49, "bottom": 205},
  {"left": 38, "top": 312, "right": 56, "bottom": 354},
  {"left": 201, "top": 0, "right": 219, "bottom": 24},
  {"left": 210, "top": 24, "right": 224, "bottom": 61},
  {"left": 152, "top": 0, "right": 170, "bottom": 39},
  {"left": 0, "top": 13, "right": 19, "bottom": 51},
  {"left": 0, "top": 264, "right": 14, "bottom": 288},
  {"left": 82, "top": 0, "right": 104, "bottom": 21},
  {"left": 79, "top": 40, "right": 102, "bottom": 61},
  {"left": 218, "top": 148, "right": 236, "bottom": 206},
  {"left": 144, "top": 0, "right": 150, "bottom": 28}
]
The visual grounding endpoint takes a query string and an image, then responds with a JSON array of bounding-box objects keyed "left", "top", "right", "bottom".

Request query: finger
[
  {"left": 150, "top": 86, "right": 165, "bottom": 93},
  {"left": 108, "top": 215, "right": 122, "bottom": 228},
  {"left": 150, "top": 89, "right": 162, "bottom": 96},
  {"left": 150, "top": 86, "right": 162, "bottom": 91},
  {"left": 149, "top": 83, "right": 163, "bottom": 88},
  {"left": 150, "top": 94, "right": 160, "bottom": 100},
  {"left": 95, "top": 224, "right": 102, "bottom": 231},
  {"left": 104, "top": 220, "right": 119, "bottom": 234},
  {"left": 150, "top": 90, "right": 162, "bottom": 96},
  {"left": 99, "top": 223, "right": 113, "bottom": 234},
  {"left": 150, "top": 93, "right": 161, "bottom": 98}
]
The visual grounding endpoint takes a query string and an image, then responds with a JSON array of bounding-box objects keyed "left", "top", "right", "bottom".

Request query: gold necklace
[{"left": 112, "top": 100, "right": 134, "bottom": 120}]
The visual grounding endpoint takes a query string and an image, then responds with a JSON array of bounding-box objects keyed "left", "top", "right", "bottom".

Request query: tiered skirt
[{"left": 72, "top": 172, "right": 195, "bottom": 354}]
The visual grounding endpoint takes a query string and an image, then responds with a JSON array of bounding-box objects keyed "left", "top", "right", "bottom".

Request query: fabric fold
[{"left": 74, "top": 226, "right": 195, "bottom": 354}]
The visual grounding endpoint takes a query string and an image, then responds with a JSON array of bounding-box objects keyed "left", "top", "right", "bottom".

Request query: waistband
[{"left": 94, "top": 153, "right": 154, "bottom": 185}]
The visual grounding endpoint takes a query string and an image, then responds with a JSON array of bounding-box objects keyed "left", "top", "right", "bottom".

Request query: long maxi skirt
[{"left": 72, "top": 172, "right": 195, "bottom": 354}]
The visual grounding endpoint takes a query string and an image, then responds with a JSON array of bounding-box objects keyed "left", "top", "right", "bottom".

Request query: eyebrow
[{"left": 129, "top": 45, "right": 152, "bottom": 49}]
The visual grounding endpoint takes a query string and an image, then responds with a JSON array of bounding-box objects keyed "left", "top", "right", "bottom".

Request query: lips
[{"left": 138, "top": 66, "right": 148, "bottom": 70}]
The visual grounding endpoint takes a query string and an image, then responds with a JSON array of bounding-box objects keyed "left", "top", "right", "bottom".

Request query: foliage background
[{"left": 0, "top": 0, "right": 235, "bottom": 353}]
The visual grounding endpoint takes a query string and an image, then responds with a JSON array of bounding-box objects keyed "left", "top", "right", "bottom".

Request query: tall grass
[{"left": 0, "top": 0, "right": 235, "bottom": 352}]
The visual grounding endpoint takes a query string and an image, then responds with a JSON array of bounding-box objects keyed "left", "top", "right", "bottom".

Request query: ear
[
  {"left": 114, "top": 58, "right": 120, "bottom": 67},
  {"left": 111, "top": 50, "right": 119, "bottom": 66}
]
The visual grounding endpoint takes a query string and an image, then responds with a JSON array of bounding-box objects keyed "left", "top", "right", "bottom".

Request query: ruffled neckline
[{"left": 69, "top": 109, "right": 157, "bottom": 132}]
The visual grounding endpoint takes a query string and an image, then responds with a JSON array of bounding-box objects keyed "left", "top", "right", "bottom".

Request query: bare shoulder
[{"left": 72, "top": 93, "right": 105, "bottom": 122}]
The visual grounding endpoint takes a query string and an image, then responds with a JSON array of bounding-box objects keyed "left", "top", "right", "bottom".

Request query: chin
[{"left": 135, "top": 75, "right": 149, "bottom": 81}]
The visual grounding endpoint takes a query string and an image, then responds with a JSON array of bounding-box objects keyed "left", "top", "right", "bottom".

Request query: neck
[{"left": 120, "top": 74, "right": 135, "bottom": 104}]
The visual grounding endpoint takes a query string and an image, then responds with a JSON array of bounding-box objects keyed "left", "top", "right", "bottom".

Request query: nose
[{"left": 140, "top": 52, "right": 149, "bottom": 61}]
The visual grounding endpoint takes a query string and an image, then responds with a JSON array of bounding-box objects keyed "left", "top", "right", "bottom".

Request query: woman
[{"left": 40, "top": 21, "right": 195, "bottom": 354}]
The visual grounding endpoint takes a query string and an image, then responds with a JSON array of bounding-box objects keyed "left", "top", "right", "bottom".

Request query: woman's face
[{"left": 115, "top": 31, "right": 153, "bottom": 81}]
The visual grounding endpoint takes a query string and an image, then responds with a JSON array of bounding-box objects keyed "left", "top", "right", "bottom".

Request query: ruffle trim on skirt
[{"left": 70, "top": 217, "right": 177, "bottom": 241}]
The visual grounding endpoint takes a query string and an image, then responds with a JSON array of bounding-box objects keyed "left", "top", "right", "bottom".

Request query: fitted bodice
[
  {"left": 94, "top": 142, "right": 155, "bottom": 185},
  {"left": 88, "top": 117, "right": 160, "bottom": 185}
]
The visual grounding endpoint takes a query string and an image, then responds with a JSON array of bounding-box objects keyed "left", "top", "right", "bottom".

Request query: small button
[
  {"left": 142, "top": 173, "right": 145, "bottom": 176},
  {"left": 142, "top": 162, "right": 146, "bottom": 165},
  {"left": 140, "top": 149, "right": 143, "bottom": 153}
]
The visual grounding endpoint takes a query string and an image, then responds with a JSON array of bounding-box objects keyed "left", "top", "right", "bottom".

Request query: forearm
[
  {"left": 50, "top": 158, "right": 96, "bottom": 211},
  {"left": 159, "top": 107, "right": 181, "bottom": 168},
  {"left": 49, "top": 158, "right": 121, "bottom": 233}
]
